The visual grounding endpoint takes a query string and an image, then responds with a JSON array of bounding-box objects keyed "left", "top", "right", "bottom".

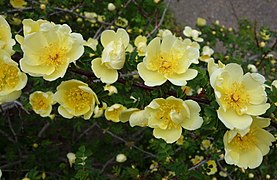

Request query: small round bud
[{"left": 116, "top": 153, "right": 127, "bottom": 163}]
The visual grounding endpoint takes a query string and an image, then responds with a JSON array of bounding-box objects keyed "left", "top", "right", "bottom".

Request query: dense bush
[{"left": 0, "top": 0, "right": 276, "bottom": 179}]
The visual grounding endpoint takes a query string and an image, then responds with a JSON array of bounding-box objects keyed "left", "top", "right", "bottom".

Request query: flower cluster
[{"left": 208, "top": 59, "right": 275, "bottom": 169}]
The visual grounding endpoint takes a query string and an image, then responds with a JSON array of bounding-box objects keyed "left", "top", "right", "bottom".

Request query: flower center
[
  {"left": 31, "top": 94, "right": 48, "bottom": 110},
  {"left": 156, "top": 102, "right": 180, "bottom": 129},
  {"left": 42, "top": 43, "right": 67, "bottom": 66},
  {"left": 221, "top": 82, "right": 250, "bottom": 115},
  {"left": 230, "top": 132, "right": 256, "bottom": 151},
  {"left": 66, "top": 87, "right": 93, "bottom": 111},
  {"left": 0, "top": 62, "right": 19, "bottom": 92}
]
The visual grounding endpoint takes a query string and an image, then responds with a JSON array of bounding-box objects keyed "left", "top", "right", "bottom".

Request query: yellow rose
[
  {"left": 91, "top": 28, "right": 129, "bottom": 84},
  {"left": 206, "top": 160, "right": 217, "bottom": 175},
  {"left": 145, "top": 96, "right": 203, "bottom": 143},
  {"left": 209, "top": 62, "right": 270, "bottom": 130},
  {"left": 137, "top": 34, "right": 199, "bottom": 87},
  {"left": 29, "top": 91, "right": 55, "bottom": 117},
  {"left": 10, "top": 0, "right": 27, "bottom": 9},
  {"left": 104, "top": 104, "right": 127, "bottom": 122},
  {"left": 0, "top": 16, "right": 16, "bottom": 55},
  {"left": 191, "top": 155, "right": 204, "bottom": 165},
  {"left": 54, "top": 80, "right": 99, "bottom": 119},
  {"left": 183, "top": 26, "right": 203, "bottom": 42},
  {"left": 115, "top": 17, "right": 128, "bottom": 28},
  {"left": 19, "top": 20, "right": 84, "bottom": 81},
  {"left": 223, "top": 117, "right": 275, "bottom": 169},
  {"left": 199, "top": 46, "right": 214, "bottom": 63},
  {"left": 134, "top": 35, "right": 147, "bottom": 56},
  {"left": 0, "top": 50, "right": 27, "bottom": 104}
]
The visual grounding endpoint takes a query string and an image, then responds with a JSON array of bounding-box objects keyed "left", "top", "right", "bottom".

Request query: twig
[
  {"left": 0, "top": 129, "right": 16, "bottom": 143},
  {"left": 100, "top": 157, "right": 115, "bottom": 173},
  {"left": 38, "top": 122, "right": 50, "bottom": 138},
  {"left": 0, "top": 160, "right": 22, "bottom": 169},
  {"left": 74, "top": 122, "right": 97, "bottom": 143},
  {"left": 188, "top": 158, "right": 209, "bottom": 171},
  {"left": 4, "top": 7, "right": 34, "bottom": 13},
  {"left": 7, "top": 115, "right": 18, "bottom": 142},
  {"left": 95, "top": 123, "right": 156, "bottom": 158},
  {"left": 146, "top": 0, "right": 172, "bottom": 38}
]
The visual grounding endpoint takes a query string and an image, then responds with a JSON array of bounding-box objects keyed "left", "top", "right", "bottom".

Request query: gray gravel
[{"left": 167, "top": 0, "right": 277, "bottom": 30}]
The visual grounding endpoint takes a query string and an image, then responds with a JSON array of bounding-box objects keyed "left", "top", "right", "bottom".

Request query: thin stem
[
  {"left": 95, "top": 123, "right": 156, "bottom": 158},
  {"left": 188, "top": 158, "right": 209, "bottom": 171},
  {"left": 38, "top": 122, "right": 50, "bottom": 138},
  {"left": 100, "top": 157, "right": 115, "bottom": 173},
  {"left": 74, "top": 122, "right": 97, "bottom": 143}
]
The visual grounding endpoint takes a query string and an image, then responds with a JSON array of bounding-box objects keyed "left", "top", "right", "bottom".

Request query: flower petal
[
  {"left": 166, "top": 69, "right": 198, "bottom": 86},
  {"left": 153, "top": 126, "right": 182, "bottom": 143},
  {"left": 91, "top": 58, "right": 118, "bottom": 84},
  {"left": 137, "top": 63, "right": 167, "bottom": 86},
  {"left": 181, "top": 100, "right": 203, "bottom": 130}
]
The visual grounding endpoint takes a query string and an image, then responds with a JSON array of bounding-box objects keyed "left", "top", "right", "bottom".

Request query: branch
[
  {"left": 95, "top": 123, "right": 156, "bottom": 158},
  {"left": 146, "top": 0, "right": 172, "bottom": 38},
  {"left": 188, "top": 158, "right": 209, "bottom": 171},
  {"left": 74, "top": 122, "right": 97, "bottom": 143},
  {"left": 38, "top": 122, "right": 50, "bottom": 138}
]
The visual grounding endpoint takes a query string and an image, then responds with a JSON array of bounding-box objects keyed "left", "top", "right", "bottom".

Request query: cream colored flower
[
  {"left": 223, "top": 117, "right": 275, "bottom": 169},
  {"left": 115, "top": 17, "right": 128, "bottom": 28},
  {"left": 91, "top": 28, "right": 129, "bottom": 84},
  {"left": 209, "top": 61, "right": 270, "bottom": 130},
  {"left": 272, "top": 80, "right": 277, "bottom": 88},
  {"left": 67, "top": 152, "right": 76, "bottom": 167},
  {"left": 0, "top": 50, "right": 27, "bottom": 104},
  {"left": 10, "top": 0, "right": 27, "bottom": 9},
  {"left": 181, "top": 86, "right": 193, "bottom": 96},
  {"left": 0, "top": 16, "right": 16, "bottom": 55},
  {"left": 247, "top": 64, "right": 258, "bottom": 73},
  {"left": 29, "top": 91, "right": 55, "bottom": 117},
  {"left": 93, "top": 102, "right": 107, "bottom": 118},
  {"left": 19, "top": 19, "right": 84, "bottom": 81},
  {"left": 84, "top": 12, "right": 97, "bottom": 23},
  {"left": 120, "top": 108, "right": 148, "bottom": 127},
  {"left": 54, "top": 80, "right": 99, "bottom": 119},
  {"left": 157, "top": 29, "right": 173, "bottom": 38},
  {"left": 199, "top": 46, "right": 214, "bottom": 62},
  {"left": 137, "top": 34, "right": 199, "bottom": 87},
  {"left": 108, "top": 3, "right": 116, "bottom": 11},
  {"left": 145, "top": 96, "right": 203, "bottom": 143},
  {"left": 105, "top": 104, "right": 127, "bottom": 122},
  {"left": 196, "top": 17, "right": 206, "bottom": 27},
  {"left": 104, "top": 84, "right": 118, "bottom": 96},
  {"left": 116, "top": 153, "right": 127, "bottom": 163},
  {"left": 134, "top": 35, "right": 147, "bottom": 56},
  {"left": 206, "top": 160, "right": 217, "bottom": 175},
  {"left": 183, "top": 26, "right": 203, "bottom": 42},
  {"left": 191, "top": 155, "right": 204, "bottom": 165},
  {"left": 84, "top": 38, "right": 98, "bottom": 51},
  {"left": 201, "top": 139, "right": 212, "bottom": 150}
]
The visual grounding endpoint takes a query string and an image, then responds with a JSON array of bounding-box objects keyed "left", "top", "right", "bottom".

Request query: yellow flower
[
  {"left": 19, "top": 19, "right": 84, "bottom": 81},
  {"left": 134, "top": 35, "right": 147, "bottom": 56},
  {"left": 10, "top": 0, "right": 27, "bottom": 9},
  {"left": 67, "top": 152, "right": 76, "bottom": 167},
  {"left": 0, "top": 50, "right": 27, "bottom": 104},
  {"left": 196, "top": 17, "right": 207, "bottom": 27},
  {"left": 183, "top": 26, "right": 203, "bottom": 42},
  {"left": 191, "top": 155, "right": 204, "bottom": 165},
  {"left": 199, "top": 46, "right": 214, "bottom": 63},
  {"left": 91, "top": 28, "right": 129, "bottom": 84},
  {"left": 115, "top": 17, "right": 128, "bottom": 28},
  {"left": 201, "top": 139, "right": 212, "bottom": 150},
  {"left": 54, "top": 80, "right": 99, "bottom": 119},
  {"left": 29, "top": 91, "right": 55, "bottom": 117},
  {"left": 0, "top": 16, "right": 16, "bottom": 55},
  {"left": 84, "top": 12, "right": 97, "bottom": 23},
  {"left": 116, "top": 153, "right": 127, "bottom": 163},
  {"left": 120, "top": 108, "right": 148, "bottom": 127},
  {"left": 84, "top": 38, "right": 98, "bottom": 51},
  {"left": 209, "top": 61, "right": 270, "bottom": 130},
  {"left": 105, "top": 104, "right": 127, "bottom": 122},
  {"left": 206, "top": 160, "right": 217, "bottom": 175},
  {"left": 157, "top": 29, "right": 173, "bottom": 38},
  {"left": 145, "top": 96, "right": 203, "bottom": 143},
  {"left": 223, "top": 117, "right": 275, "bottom": 169},
  {"left": 93, "top": 102, "right": 107, "bottom": 118},
  {"left": 104, "top": 84, "right": 118, "bottom": 96},
  {"left": 107, "top": 3, "right": 116, "bottom": 11},
  {"left": 137, "top": 34, "right": 199, "bottom": 87}
]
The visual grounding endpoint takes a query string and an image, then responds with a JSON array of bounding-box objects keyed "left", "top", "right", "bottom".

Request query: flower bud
[
  {"left": 108, "top": 3, "right": 116, "bottom": 11},
  {"left": 67, "top": 152, "right": 76, "bottom": 167},
  {"left": 116, "top": 154, "right": 127, "bottom": 163}
]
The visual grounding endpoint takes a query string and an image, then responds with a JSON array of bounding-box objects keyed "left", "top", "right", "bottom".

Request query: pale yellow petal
[
  {"left": 91, "top": 58, "right": 118, "bottom": 84},
  {"left": 58, "top": 106, "right": 74, "bottom": 119},
  {"left": 20, "top": 60, "right": 55, "bottom": 76},
  {"left": 181, "top": 100, "right": 203, "bottom": 130},
  {"left": 67, "top": 33, "right": 84, "bottom": 63},
  {"left": 145, "top": 37, "right": 161, "bottom": 67},
  {"left": 160, "top": 35, "right": 176, "bottom": 53},
  {"left": 43, "top": 63, "right": 69, "bottom": 81},
  {"left": 119, "top": 108, "right": 140, "bottom": 123},
  {"left": 129, "top": 110, "right": 148, "bottom": 127},
  {"left": 100, "top": 30, "right": 116, "bottom": 47},
  {"left": 237, "top": 146, "right": 263, "bottom": 169},
  {"left": 137, "top": 63, "right": 167, "bottom": 86},
  {"left": 0, "top": 91, "right": 21, "bottom": 104},
  {"left": 246, "top": 103, "right": 270, "bottom": 116},
  {"left": 153, "top": 126, "right": 182, "bottom": 143},
  {"left": 217, "top": 107, "right": 252, "bottom": 130},
  {"left": 254, "top": 129, "right": 275, "bottom": 155},
  {"left": 166, "top": 69, "right": 198, "bottom": 86},
  {"left": 114, "top": 28, "right": 129, "bottom": 48}
]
